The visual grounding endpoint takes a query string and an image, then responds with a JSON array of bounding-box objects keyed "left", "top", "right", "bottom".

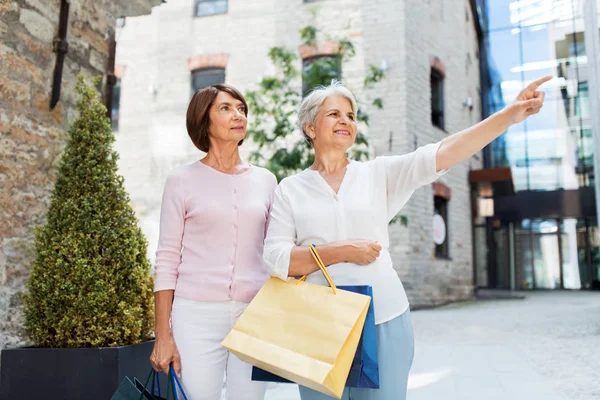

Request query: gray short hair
[{"left": 297, "top": 80, "right": 358, "bottom": 144}]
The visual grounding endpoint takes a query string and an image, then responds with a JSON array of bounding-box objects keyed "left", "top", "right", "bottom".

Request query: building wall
[
  {"left": 0, "top": 0, "right": 161, "bottom": 351},
  {"left": 399, "top": 0, "right": 482, "bottom": 306},
  {"left": 114, "top": 0, "right": 482, "bottom": 308}
]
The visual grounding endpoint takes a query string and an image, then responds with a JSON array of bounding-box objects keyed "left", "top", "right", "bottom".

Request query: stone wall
[{"left": 0, "top": 0, "right": 161, "bottom": 351}]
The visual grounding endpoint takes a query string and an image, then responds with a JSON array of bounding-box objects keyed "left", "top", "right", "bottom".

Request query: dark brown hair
[{"left": 186, "top": 84, "right": 248, "bottom": 152}]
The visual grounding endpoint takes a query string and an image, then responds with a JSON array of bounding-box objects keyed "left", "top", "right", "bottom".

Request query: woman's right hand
[
  {"left": 341, "top": 240, "right": 382, "bottom": 265},
  {"left": 150, "top": 335, "right": 182, "bottom": 377}
]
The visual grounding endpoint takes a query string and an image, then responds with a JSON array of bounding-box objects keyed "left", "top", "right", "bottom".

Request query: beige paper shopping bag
[{"left": 222, "top": 245, "right": 370, "bottom": 399}]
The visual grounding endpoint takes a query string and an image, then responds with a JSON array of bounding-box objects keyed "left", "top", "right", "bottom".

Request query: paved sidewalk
[{"left": 261, "top": 291, "right": 600, "bottom": 400}]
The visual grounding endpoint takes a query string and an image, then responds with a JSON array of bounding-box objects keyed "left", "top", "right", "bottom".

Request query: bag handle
[
  {"left": 138, "top": 366, "right": 184, "bottom": 400},
  {"left": 137, "top": 369, "right": 154, "bottom": 400},
  {"left": 169, "top": 367, "right": 189, "bottom": 400},
  {"left": 151, "top": 370, "right": 161, "bottom": 396},
  {"left": 137, "top": 368, "right": 166, "bottom": 400},
  {"left": 297, "top": 244, "right": 337, "bottom": 294}
]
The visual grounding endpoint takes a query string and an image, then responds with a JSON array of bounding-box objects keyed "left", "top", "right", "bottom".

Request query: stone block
[
  {"left": 14, "top": 31, "right": 53, "bottom": 66},
  {"left": 0, "top": 76, "right": 30, "bottom": 106},
  {"left": 18, "top": 8, "right": 54, "bottom": 44},
  {"left": 71, "top": 20, "right": 110, "bottom": 55},
  {"left": 23, "top": 0, "right": 59, "bottom": 21}
]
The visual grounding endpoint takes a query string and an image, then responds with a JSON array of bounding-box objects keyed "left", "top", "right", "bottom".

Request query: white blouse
[{"left": 263, "top": 141, "right": 447, "bottom": 324}]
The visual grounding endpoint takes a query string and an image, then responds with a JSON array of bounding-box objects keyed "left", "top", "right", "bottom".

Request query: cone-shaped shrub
[{"left": 23, "top": 77, "right": 154, "bottom": 348}]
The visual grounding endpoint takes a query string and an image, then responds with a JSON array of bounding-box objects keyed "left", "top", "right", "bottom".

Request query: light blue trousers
[{"left": 299, "top": 310, "right": 415, "bottom": 400}]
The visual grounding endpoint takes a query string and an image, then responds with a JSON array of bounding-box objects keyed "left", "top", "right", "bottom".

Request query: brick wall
[{"left": 399, "top": 0, "right": 482, "bottom": 306}]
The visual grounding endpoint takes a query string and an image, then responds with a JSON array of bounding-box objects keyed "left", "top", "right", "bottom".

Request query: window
[
  {"left": 575, "top": 128, "right": 594, "bottom": 187},
  {"left": 568, "top": 37, "right": 585, "bottom": 58},
  {"left": 191, "top": 68, "right": 225, "bottom": 93},
  {"left": 194, "top": 0, "right": 227, "bottom": 17},
  {"left": 431, "top": 69, "right": 444, "bottom": 129},
  {"left": 302, "top": 55, "right": 341, "bottom": 96},
  {"left": 575, "top": 81, "right": 590, "bottom": 118},
  {"left": 111, "top": 78, "right": 121, "bottom": 132},
  {"left": 434, "top": 196, "right": 449, "bottom": 258}
]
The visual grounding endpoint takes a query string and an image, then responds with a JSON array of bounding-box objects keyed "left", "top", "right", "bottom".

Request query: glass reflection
[
  {"left": 515, "top": 223, "right": 534, "bottom": 289},
  {"left": 496, "top": 227, "right": 511, "bottom": 288},
  {"left": 561, "top": 218, "right": 581, "bottom": 289},
  {"left": 590, "top": 222, "right": 600, "bottom": 289},
  {"left": 531, "top": 220, "right": 561, "bottom": 289},
  {"left": 487, "top": 0, "right": 519, "bottom": 30},
  {"left": 484, "top": 2, "right": 591, "bottom": 192}
]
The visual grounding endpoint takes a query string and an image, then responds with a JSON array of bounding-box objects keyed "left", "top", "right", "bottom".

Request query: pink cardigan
[{"left": 154, "top": 161, "right": 277, "bottom": 303}]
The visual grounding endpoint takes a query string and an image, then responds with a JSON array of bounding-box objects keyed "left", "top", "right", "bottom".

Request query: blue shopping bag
[
  {"left": 251, "top": 284, "right": 379, "bottom": 389},
  {"left": 112, "top": 366, "right": 189, "bottom": 400}
]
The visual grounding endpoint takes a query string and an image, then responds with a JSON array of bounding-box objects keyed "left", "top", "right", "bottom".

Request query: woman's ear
[{"left": 304, "top": 123, "right": 315, "bottom": 139}]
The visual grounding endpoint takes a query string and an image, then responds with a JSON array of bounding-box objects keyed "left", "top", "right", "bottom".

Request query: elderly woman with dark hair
[
  {"left": 264, "top": 77, "right": 550, "bottom": 400},
  {"left": 150, "top": 84, "right": 277, "bottom": 400}
]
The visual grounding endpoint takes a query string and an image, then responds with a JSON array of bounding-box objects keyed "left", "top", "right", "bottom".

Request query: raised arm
[{"left": 436, "top": 75, "right": 551, "bottom": 172}]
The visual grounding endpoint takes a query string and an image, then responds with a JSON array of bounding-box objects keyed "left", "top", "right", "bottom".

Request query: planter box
[{"left": 0, "top": 340, "right": 166, "bottom": 400}]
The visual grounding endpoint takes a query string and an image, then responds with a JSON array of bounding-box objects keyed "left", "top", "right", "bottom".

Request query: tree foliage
[{"left": 246, "top": 25, "right": 386, "bottom": 181}]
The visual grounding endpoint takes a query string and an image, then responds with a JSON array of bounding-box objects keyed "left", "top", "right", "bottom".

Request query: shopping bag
[
  {"left": 111, "top": 376, "right": 147, "bottom": 400},
  {"left": 111, "top": 368, "right": 157, "bottom": 400},
  {"left": 222, "top": 245, "right": 371, "bottom": 399},
  {"left": 133, "top": 370, "right": 163, "bottom": 400},
  {"left": 111, "top": 367, "right": 188, "bottom": 400},
  {"left": 251, "top": 285, "right": 379, "bottom": 388},
  {"left": 340, "top": 285, "right": 379, "bottom": 388},
  {"left": 252, "top": 246, "right": 379, "bottom": 388}
]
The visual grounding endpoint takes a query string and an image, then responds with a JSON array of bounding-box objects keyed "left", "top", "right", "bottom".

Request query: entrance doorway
[{"left": 475, "top": 218, "right": 600, "bottom": 290}]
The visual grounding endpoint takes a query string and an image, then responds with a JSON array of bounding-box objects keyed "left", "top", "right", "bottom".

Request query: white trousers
[{"left": 171, "top": 297, "right": 267, "bottom": 400}]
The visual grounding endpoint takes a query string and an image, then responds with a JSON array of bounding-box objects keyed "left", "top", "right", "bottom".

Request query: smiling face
[
  {"left": 304, "top": 95, "right": 357, "bottom": 153},
  {"left": 207, "top": 91, "right": 248, "bottom": 145}
]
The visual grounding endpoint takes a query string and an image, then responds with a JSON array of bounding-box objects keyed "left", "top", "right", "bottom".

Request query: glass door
[
  {"left": 585, "top": 219, "right": 600, "bottom": 290},
  {"left": 515, "top": 223, "right": 534, "bottom": 289}
]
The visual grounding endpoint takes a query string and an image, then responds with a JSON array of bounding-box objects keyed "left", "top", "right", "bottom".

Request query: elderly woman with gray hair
[{"left": 263, "top": 76, "right": 550, "bottom": 400}]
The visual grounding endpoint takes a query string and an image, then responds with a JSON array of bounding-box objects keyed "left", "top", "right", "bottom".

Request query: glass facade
[
  {"left": 509, "top": 217, "right": 600, "bottom": 290},
  {"left": 475, "top": 0, "right": 600, "bottom": 290},
  {"left": 484, "top": 0, "right": 593, "bottom": 191}
]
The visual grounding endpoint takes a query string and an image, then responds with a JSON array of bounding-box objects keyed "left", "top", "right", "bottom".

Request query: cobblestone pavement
[{"left": 258, "top": 291, "right": 600, "bottom": 400}]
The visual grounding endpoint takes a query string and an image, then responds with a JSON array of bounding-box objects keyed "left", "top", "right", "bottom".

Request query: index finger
[{"left": 527, "top": 75, "right": 552, "bottom": 90}]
